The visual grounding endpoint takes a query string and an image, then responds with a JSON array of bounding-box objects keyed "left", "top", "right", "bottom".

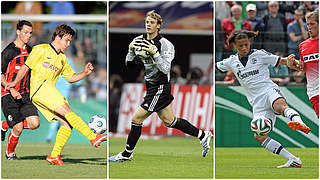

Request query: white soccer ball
[
  {"left": 88, "top": 115, "right": 106, "bottom": 134},
  {"left": 250, "top": 115, "right": 272, "bottom": 136}
]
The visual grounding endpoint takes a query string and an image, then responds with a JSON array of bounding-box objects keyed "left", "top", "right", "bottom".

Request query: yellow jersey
[{"left": 25, "top": 44, "right": 75, "bottom": 97}]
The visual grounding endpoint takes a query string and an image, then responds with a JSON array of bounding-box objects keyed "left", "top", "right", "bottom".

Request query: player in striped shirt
[
  {"left": 109, "top": 10, "right": 212, "bottom": 162},
  {"left": 288, "top": 11, "right": 319, "bottom": 118},
  {"left": 216, "top": 30, "right": 310, "bottom": 168},
  {"left": 1, "top": 20, "right": 40, "bottom": 160}
]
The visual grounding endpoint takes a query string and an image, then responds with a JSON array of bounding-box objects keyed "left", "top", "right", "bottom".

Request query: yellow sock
[
  {"left": 65, "top": 112, "right": 96, "bottom": 140},
  {"left": 51, "top": 126, "right": 72, "bottom": 157}
]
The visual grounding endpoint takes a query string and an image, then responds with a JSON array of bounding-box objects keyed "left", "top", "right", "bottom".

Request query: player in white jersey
[{"left": 216, "top": 30, "right": 310, "bottom": 168}]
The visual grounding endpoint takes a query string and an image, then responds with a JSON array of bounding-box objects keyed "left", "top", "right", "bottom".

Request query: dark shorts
[
  {"left": 140, "top": 82, "right": 174, "bottom": 112},
  {"left": 1, "top": 93, "right": 38, "bottom": 127}
]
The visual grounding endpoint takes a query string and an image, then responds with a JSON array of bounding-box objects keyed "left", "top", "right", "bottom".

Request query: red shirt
[
  {"left": 299, "top": 38, "right": 319, "bottom": 99},
  {"left": 1, "top": 42, "right": 31, "bottom": 97}
]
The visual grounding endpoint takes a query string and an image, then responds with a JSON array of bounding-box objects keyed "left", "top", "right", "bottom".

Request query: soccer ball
[
  {"left": 250, "top": 115, "right": 272, "bottom": 136},
  {"left": 88, "top": 115, "right": 106, "bottom": 134}
]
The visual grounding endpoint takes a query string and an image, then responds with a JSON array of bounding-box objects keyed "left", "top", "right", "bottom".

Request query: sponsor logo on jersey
[
  {"left": 15, "top": 66, "right": 21, "bottom": 70},
  {"left": 303, "top": 53, "right": 319, "bottom": 63},
  {"left": 43, "top": 62, "right": 61, "bottom": 72},
  {"left": 237, "top": 69, "right": 259, "bottom": 79}
]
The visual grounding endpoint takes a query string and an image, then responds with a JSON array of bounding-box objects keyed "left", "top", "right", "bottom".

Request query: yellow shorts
[{"left": 31, "top": 83, "right": 68, "bottom": 122}]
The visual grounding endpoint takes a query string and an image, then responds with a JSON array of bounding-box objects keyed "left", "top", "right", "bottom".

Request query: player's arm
[
  {"left": 67, "top": 62, "right": 94, "bottom": 83},
  {"left": 125, "top": 38, "right": 142, "bottom": 66},
  {"left": 279, "top": 54, "right": 304, "bottom": 71},
  {"left": 5, "top": 64, "right": 29, "bottom": 90},
  {"left": 1, "top": 74, "right": 22, "bottom": 99}
]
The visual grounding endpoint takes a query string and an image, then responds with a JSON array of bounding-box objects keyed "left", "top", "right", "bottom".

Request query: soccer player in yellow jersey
[{"left": 6, "top": 24, "right": 107, "bottom": 166}]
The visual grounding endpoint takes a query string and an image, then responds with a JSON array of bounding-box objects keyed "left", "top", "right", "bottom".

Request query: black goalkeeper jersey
[{"left": 1, "top": 42, "right": 32, "bottom": 97}]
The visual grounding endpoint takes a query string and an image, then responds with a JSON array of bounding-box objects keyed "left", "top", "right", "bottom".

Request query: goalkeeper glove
[
  {"left": 129, "top": 38, "right": 144, "bottom": 52},
  {"left": 138, "top": 39, "right": 160, "bottom": 58}
]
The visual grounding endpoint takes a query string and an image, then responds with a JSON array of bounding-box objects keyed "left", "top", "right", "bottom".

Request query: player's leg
[
  {"left": 157, "top": 104, "right": 212, "bottom": 157},
  {"left": 273, "top": 98, "right": 310, "bottom": 133},
  {"left": 254, "top": 134, "right": 302, "bottom": 168},
  {"left": 1, "top": 95, "right": 26, "bottom": 159},
  {"left": 1, "top": 121, "right": 10, "bottom": 141},
  {"left": 46, "top": 115, "right": 72, "bottom": 166},
  {"left": 109, "top": 106, "right": 152, "bottom": 162},
  {"left": 24, "top": 116, "right": 40, "bottom": 129},
  {"left": 6, "top": 121, "right": 23, "bottom": 160},
  {"left": 54, "top": 103, "right": 106, "bottom": 147},
  {"left": 254, "top": 93, "right": 302, "bottom": 168}
]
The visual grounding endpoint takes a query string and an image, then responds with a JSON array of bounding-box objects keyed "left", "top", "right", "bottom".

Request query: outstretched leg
[
  {"left": 55, "top": 104, "right": 107, "bottom": 148},
  {"left": 273, "top": 98, "right": 310, "bottom": 134},
  {"left": 157, "top": 104, "right": 212, "bottom": 157}
]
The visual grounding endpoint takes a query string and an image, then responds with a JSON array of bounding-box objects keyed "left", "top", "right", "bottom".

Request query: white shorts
[{"left": 252, "top": 87, "right": 286, "bottom": 128}]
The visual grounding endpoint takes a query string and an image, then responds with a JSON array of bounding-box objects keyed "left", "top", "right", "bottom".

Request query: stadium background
[{"left": 1, "top": 2, "right": 107, "bottom": 178}]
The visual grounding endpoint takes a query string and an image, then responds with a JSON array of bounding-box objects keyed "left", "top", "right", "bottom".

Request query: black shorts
[
  {"left": 140, "top": 82, "right": 174, "bottom": 112},
  {"left": 1, "top": 93, "right": 38, "bottom": 127}
]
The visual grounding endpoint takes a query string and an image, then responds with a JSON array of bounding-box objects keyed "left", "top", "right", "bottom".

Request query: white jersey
[{"left": 216, "top": 49, "right": 280, "bottom": 106}]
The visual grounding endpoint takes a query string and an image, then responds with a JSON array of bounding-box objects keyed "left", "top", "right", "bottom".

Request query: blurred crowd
[
  {"left": 215, "top": 1, "right": 318, "bottom": 86},
  {"left": 1, "top": 1, "right": 107, "bottom": 101}
]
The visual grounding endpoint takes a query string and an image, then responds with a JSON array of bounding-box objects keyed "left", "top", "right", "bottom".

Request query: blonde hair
[
  {"left": 306, "top": 11, "right": 319, "bottom": 23},
  {"left": 146, "top": 10, "right": 162, "bottom": 25}
]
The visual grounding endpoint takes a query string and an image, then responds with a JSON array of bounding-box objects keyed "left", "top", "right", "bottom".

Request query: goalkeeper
[{"left": 109, "top": 10, "right": 212, "bottom": 162}]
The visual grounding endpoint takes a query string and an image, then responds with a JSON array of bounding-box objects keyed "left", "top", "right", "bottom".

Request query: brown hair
[
  {"left": 52, "top": 24, "right": 75, "bottom": 41},
  {"left": 227, "top": 30, "right": 259, "bottom": 45},
  {"left": 306, "top": 11, "right": 319, "bottom": 23}
]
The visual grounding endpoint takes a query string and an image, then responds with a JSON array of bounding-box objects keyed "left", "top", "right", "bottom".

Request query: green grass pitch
[
  {"left": 1, "top": 142, "right": 106, "bottom": 178},
  {"left": 109, "top": 136, "right": 213, "bottom": 179},
  {"left": 215, "top": 147, "right": 318, "bottom": 179}
]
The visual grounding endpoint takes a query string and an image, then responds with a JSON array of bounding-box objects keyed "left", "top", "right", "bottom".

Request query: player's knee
[
  {"left": 131, "top": 116, "right": 143, "bottom": 125},
  {"left": 27, "top": 116, "right": 40, "bottom": 129},
  {"left": 273, "top": 98, "right": 288, "bottom": 115},
  {"left": 254, "top": 134, "right": 268, "bottom": 144}
]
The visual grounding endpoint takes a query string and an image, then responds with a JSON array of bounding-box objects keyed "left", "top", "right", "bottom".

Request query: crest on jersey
[{"left": 250, "top": 58, "right": 257, "bottom": 64}]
